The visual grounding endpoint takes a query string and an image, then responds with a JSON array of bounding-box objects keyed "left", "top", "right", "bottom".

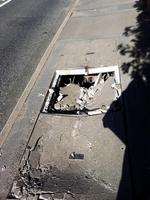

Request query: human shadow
[{"left": 103, "top": 1, "right": 150, "bottom": 199}]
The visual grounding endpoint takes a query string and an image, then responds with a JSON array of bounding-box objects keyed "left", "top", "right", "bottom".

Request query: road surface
[{"left": 0, "top": 0, "right": 73, "bottom": 132}]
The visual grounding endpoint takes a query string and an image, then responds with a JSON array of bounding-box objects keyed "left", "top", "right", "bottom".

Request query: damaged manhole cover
[{"left": 42, "top": 66, "right": 121, "bottom": 116}]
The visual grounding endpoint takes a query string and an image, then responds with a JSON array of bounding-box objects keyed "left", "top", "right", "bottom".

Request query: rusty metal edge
[{"left": 0, "top": 0, "right": 80, "bottom": 148}]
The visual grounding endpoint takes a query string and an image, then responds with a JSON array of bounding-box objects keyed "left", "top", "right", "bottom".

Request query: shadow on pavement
[{"left": 103, "top": 1, "right": 150, "bottom": 199}]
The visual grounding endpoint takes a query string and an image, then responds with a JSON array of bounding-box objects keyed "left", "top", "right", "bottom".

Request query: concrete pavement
[{"left": 0, "top": 0, "right": 138, "bottom": 199}]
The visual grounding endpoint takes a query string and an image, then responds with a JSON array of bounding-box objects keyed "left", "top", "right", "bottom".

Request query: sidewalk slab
[
  {"left": 13, "top": 0, "right": 135, "bottom": 197},
  {"left": 25, "top": 112, "right": 124, "bottom": 196},
  {"left": 53, "top": 38, "right": 118, "bottom": 67},
  {"left": 75, "top": 0, "right": 135, "bottom": 18},
  {"left": 0, "top": 0, "right": 138, "bottom": 199},
  {"left": 76, "top": 0, "right": 133, "bottom": 11},
  {"left": 60, "top": 10, "right": 136, "bottom": 41}
]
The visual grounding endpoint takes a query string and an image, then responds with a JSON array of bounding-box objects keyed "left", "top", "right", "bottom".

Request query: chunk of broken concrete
[
  {"left": 52, "top": 193, "right": 64, "bottom": 200},
  {"left": 11, "top": 181, "right": 23, "bottom": 199},
  {"left": 63, "top": 192, "right": 75, "bottom": 200},
  {"left": 86, "top": 108, "right": 107, "bottom": 116},
  {"left": 38, "top": 193, "right": 53, "bottom": 200},
  {"left": 54, "top": 84, "right": 81, "bottom": 111},
  {"left": 86, "top": 76, "right": 114, "bottom": 110},
  {"left": 27, "top": 194, "right": 38, "bottom": 200}
]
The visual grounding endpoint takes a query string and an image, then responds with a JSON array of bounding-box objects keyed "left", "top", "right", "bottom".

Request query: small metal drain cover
[{"left": 42, "top": 66, "right": 121, "bottom": 116}]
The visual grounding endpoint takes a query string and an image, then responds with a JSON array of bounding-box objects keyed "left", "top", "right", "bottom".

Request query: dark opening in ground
[{"left": 42, "top": 71, "right": 120, "bottom": 116}]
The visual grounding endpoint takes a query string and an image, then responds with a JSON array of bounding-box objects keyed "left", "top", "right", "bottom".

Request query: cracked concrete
[{"left": 0, "top": 0, "right": 137, "bottom": 199}]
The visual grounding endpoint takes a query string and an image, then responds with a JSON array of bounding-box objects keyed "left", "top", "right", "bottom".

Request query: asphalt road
[{"left": 0, "top": 0, "right": 73, "bottom": 132}]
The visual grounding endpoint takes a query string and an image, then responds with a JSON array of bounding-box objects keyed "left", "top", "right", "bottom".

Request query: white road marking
[{"left": 0, "top": 0, "right": 13, "bottom": 8}]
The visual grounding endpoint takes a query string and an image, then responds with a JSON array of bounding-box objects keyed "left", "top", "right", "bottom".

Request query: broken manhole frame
[{"left": 42, "top": 66, "right": 121, "bottom": 116}]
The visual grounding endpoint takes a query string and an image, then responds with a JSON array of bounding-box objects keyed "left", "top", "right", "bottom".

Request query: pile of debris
[
  {"left": 43, "top": 72, "right": 121, "bottom": 115},
  {"left": 9, "top": 151, "right": 77, "bottom": 200},
  {"left": 9, "top": 165, "right": 76, "bottom": 200},
  {"left": 8, "top": 135, "right": 115, "bottom": 200}
]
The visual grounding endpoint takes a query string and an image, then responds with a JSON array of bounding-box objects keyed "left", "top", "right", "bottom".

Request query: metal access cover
[{"left": 42, "top": 66, "right": 121, "bottom": 116}]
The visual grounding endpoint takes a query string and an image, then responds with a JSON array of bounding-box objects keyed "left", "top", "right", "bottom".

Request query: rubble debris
[
  {"left": 38, "top": 93, "right": 45, "bottom": 97},
  {"left": 39, "top": 193, "right": 53, "bottom": 200},
  {"left": 8, "top": 137, "right": 45, "bottom": 199},
  {"left": 11, "top": 181, "right": 23, "bottom": 199},
  {"left": 42, "top": 68, "right": 121, "bottom": 116},
  {"left": 86, "top": 75, "right": 113, "bottom": 110},
  {"left": 1, "top": 164, "right": 6, "bottom": 171},
  {"left": 52, "top": 193, "right": 64, "bottom": 200},
  {"left": 57, "top": 93, "right": 64, "bottom": 102},
  {"left": 54, "top": 84, "right": 81, "bottom": 111},
  {"left": 111, "top": 83, "right": 121, "bottom": 96},
  {"left": 63, "top": 192, "right": 75, "bottom": 200},
  {"left": 27, "top": 136, "right": 43, "bottom": 169},
  {"left": 27, "top": 194, "right": 38, "bottom": 200},
  {"left": 86, "top": 108, "right": 107, "bottom": 116},
  {"left": 87, "top": 142, "right": 92, "bottom": 150},
  {"left": 9, "top": 161, "right": 115, "bottom": 199}
]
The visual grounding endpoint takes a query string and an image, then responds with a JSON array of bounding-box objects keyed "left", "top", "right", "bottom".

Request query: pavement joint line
[
  {"left": 0, "top": 0, "right": 80, "bottom": 148},
  {"left": 59, "top": 35, "right": 124, "bottom": 43},
  {"left": 59, "top": 35, "right": 125, "bottom": 43},
  {"left": 73, "top": 8, "right": 135, "bottom": 18},
  {"left": 0, "top": 0, "right": 13, "bottom": 8},
  {"left": 76, "top": 1, "right": 134, "bottom": 12}
]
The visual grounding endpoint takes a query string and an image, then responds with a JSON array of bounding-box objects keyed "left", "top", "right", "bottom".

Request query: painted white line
[{"left": 0, "top": 0, "right": 13, "bottom": 8}]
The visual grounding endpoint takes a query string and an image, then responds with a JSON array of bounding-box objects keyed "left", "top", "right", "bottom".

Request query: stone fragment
[
  {"left": 63, "top": 193, "right": 75, "bottom": 200},
  {"left": 11, "top": 181, "right": 23, "bottom": 199},
  {"left": 86, "top": 76, "right": 114, "bottom": 110},
  {"left": 86, "top": 108, "right": 107, "bottom": 116},
  {"left": 39, "top": 193, "right": 53, "bottom": 200},
  {"left": 26, "top": 194, "right": 38, "bottom": 200},
  {"left": 1, "top": 165, "right": 6, "bottom": 171},
  {"left": 52, "top": 193, "right": 64, "bottom": 200},
  {"left": 55, "top": 84, "right": 81, "bottom": 111}
]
